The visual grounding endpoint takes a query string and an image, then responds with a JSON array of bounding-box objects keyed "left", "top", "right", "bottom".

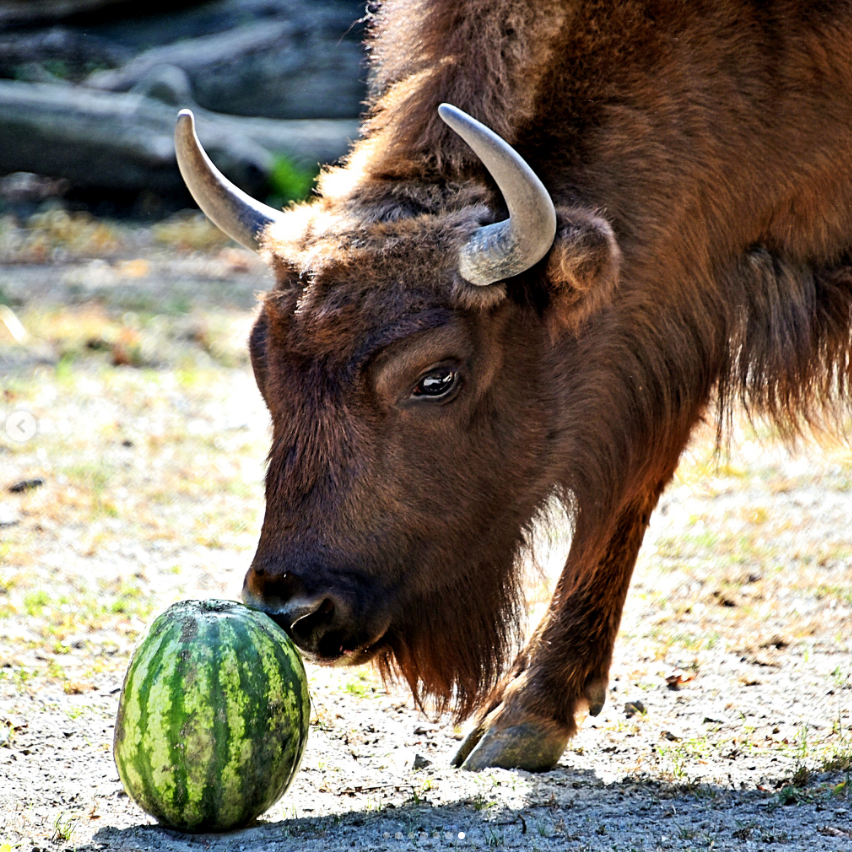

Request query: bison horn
[
  {"left": 174, "top": 109, "right": 283, "bottom": 252},
  {"left": 438, "top": 104, "right": 557, "bottom": 286}
]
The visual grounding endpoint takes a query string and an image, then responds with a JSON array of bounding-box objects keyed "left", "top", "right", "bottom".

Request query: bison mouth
[
  {"left": 296, "top": 629, "right": 390, "bottom": 669},
  {"left": 256, "top": 600, "right": 391, "bottom": 668}
]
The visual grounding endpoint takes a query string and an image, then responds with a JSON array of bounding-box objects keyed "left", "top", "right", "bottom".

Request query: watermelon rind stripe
[
  {"left": 177, "top": 614, "right": 212, "bottom": 829},
  {"left": 120, "top": 617, "right": 182, "bottom": 821},
  {"left": 165, "top": 625, "right": 189, "bottom": 826},
  {"left": 241, "top": 614, "right": 287, "bottom": 809},
  {"left": 146, "top": 618, "right": 188, "bottom": 825},
  {"left": 215, "top": 618, "right": 251, "bottom": 829}
]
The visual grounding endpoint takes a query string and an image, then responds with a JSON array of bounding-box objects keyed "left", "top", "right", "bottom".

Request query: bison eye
[{"left": 412, "top": 367, "right": 458, "bottom": 400}]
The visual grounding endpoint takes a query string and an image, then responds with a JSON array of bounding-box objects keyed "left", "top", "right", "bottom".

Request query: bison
[{"left": 174, "top": 0, "right": 852, "bottom": 771}]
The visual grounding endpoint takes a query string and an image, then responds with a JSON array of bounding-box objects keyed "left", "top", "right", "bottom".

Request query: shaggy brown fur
[{"left": 240, "top": 0, "right": 852, "bottom": 765}]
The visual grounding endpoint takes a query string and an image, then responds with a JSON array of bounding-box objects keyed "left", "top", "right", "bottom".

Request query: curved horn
[
  {"left": 174, "top": 109, "right": 282, "bottom": 252},
  {"left": 438, "top": 104, "right": 557, "bottom": 286}
]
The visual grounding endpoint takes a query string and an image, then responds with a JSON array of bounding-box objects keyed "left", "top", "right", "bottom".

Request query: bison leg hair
[{"left": 453, "top": 487, "right": 668, "bottom": 772}]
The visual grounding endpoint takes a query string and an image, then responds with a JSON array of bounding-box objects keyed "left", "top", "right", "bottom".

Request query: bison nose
[
  {"left": 251, "top": 591, "right": 343, "bottom": 659},
  {"left": 276, "top": 595, "right": 335, "bottom": 649},
  {"left": 242, "top": 565, "right": 354, "bottom": 659}
]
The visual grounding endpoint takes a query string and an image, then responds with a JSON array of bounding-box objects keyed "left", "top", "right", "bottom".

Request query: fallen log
[
  {"left": 0, "top": 0, "right": 205, "bottom": 26},
  {"left": 0, "top": 28, "right": 131, "bottom": 83},
  {"left": 84, "top": 10, "right": 366, "bottom": 120},
  {"left": 0, "top": 79, "right": 359, "bottom": 197},
  {"left": 0, "top": 0, "right": 135, "bottom": 26}
]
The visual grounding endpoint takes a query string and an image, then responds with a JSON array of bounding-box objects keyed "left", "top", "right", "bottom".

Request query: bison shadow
[{"left": 88, "top": 764, "right": 849, "bottom": 851}]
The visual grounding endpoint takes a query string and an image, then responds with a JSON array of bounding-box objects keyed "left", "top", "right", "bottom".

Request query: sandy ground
[{"left": 0, "top": 211, "right": 850, "bottom": 851}]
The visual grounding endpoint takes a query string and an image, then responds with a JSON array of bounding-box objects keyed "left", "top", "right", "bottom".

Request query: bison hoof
[{"left": 451, "top": 721, "right": 570, "bottom": 772}]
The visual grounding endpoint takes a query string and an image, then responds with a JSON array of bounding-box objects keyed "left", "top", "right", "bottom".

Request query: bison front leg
[{"left": 453, "top": 493, "right": 660, "bottom": 772}]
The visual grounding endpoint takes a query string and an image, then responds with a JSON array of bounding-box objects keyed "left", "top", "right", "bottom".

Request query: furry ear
[{"left": 544, "top": 206, "right": 620, "bottom": 330}]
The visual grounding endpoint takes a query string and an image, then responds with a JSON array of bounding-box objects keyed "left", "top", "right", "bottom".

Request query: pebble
[
  {"left": 0, "top": 503, "right": 19, "bottom": 526},
  {"left": 8, "top": 478, "right": 45, "bottom": 493}
]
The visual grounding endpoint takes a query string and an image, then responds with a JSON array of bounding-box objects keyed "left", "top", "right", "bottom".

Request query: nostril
[
  {"left": 294, "top": 598, "right": 333, "bottom": 623},
  {"left": 290, "top": 598, "right": 334, "bottom": 643},
  {"left": 267, "top": 595, "right": 337, "bottom": 654},
  {"left": 280, "top": 596, "right": 331, "bottom": 628}
]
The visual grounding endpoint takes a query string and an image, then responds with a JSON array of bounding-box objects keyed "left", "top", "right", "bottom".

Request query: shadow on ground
[{"left": 88, "top": 765, "right": 851, "bottom": 852}]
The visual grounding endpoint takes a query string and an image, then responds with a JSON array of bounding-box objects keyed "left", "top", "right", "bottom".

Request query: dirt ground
[{"left": 1, "top": 209, "right": 851, "bottom": 851}]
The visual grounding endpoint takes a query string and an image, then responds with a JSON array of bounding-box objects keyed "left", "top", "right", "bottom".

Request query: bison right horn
[
  {"left": 438, "top": 104, "right": 557, "bottom": 286},
  {"left": 174, "top": 109, "right": 283, "bottom": 252}
]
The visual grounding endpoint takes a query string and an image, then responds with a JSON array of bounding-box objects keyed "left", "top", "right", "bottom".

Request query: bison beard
[
  {"left": 377, "top": 543, "right": 525, "bottom": 722},
  {"left": 176, "top": 0, "right": 852, "bottom": 772}
]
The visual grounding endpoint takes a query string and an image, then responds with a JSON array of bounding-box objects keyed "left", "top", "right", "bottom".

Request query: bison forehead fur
[{"left": 259, "top": 201, "right": 507, "bottom": 351}]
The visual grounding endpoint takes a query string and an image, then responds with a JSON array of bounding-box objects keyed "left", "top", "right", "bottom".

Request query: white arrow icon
[{"left": 5, "top": 411, "right": 37, "bottom": 443}]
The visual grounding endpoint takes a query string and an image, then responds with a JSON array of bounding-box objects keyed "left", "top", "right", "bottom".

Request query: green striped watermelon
[{"left": 113, "top": 599, "right": 310, "bottom": 833}]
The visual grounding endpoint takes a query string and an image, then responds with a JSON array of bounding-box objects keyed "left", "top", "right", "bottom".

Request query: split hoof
[{"left": 452, "top": 720, "right": 570, "bottom": 772}]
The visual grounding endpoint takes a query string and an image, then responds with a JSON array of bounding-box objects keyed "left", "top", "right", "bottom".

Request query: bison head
[{"left": 175, "top": 106, "right": 619, "bottom": 717}]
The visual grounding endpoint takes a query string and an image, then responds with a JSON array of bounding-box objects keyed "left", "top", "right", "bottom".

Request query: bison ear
[{"left": 543, "top": 207, "right": 620, "bottom": 330}]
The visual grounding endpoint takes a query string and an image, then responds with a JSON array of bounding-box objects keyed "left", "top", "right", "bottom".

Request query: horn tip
[
  {"left": 438, "top": 103, "right": 487, "bottom": 139},
  {"left": 175, "top": 110, "right": 197, "bottom": 152},
  {"left": 437, "top": 103, "right": 459, "bottom": 123}
]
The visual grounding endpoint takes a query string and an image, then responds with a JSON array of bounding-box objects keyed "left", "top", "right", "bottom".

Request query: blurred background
[{"left": 0, "top": 0, "right": 368, "bottom": 218}]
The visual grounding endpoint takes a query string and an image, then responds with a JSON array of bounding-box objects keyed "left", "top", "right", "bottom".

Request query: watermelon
[{"left": 113, "top": 599, "right": 310, "bottom": 833}]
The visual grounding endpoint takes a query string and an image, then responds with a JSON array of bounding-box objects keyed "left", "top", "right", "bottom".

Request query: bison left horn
[
  {"left": 174, "top": 109, "right": 283, "bottom": 252},
  {"left": 438, "top": 104, "right": 557, "bottom": 286}
]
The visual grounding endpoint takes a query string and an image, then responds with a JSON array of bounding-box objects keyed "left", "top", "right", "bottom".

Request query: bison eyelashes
[{"left": 411, "top": 367, "right": 459, "bottom": 401}]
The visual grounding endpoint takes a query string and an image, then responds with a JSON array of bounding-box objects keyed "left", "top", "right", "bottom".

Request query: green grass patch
[
  {"left": 268, "top": 156, "right": 318, "bottom": 207},
  {"left": 647, "top": 626, "right": 721, "bottom": 653},
  {"left": 342, "top": 671, "right": 378, "bottom": 699},
  {"left": 59, "top": 460, "right": 113, "bottom": 495},
  {"left": 655, "top": 527, "right": 782, "bottom": 574},
  {"left": 655, "top": 529, "right": 719, "bottom": 560},
  {"left": 54, "top": 353, "right": 76, "bottom": 382},
  {"left": 0, "top": 568, "right": 17, "bottom": 595},
  {"left": 16, "top": 585, "right": 155, "bottom": 639},
  {"left": 107, "top": 582, "right": 146, "bottom": 615},
  {"left": 815, "top": 585, "right": 852, "bottom": 605},
  {"left": 23, "top": 590, "right": 51, "bottom": 617}
]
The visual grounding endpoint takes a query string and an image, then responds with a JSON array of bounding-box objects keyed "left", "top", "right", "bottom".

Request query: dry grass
[{"left": 1, "top": 213, "right": 271, "bottom": 698}]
